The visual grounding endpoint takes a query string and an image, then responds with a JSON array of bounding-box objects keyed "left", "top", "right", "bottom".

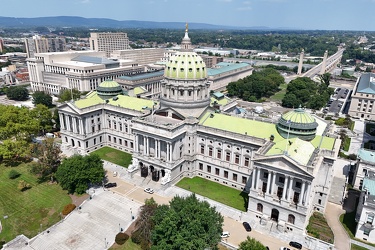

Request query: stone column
[
  {"left": 59, "top": 114, "right": 65, "bottom": 130},
  {"left": 257, "top": 168, "right": 261, "bottom": 191},
  {"left": 146, "top": 136, "right": 149, "bottom": 156},
  {"left": 169, "top": 142, "right": 173, "bottom": 161},
  {"left": 66, "top": 115, "right": 71, "bottom": 132},
  {"left": 299, "top": 181, "right": 306, "bottom": 206},
  {"left": 271, "top": 171, "right": 276, "bottom": 196},
  {"left": 166, "top": 143, "right": 170, "bottom": 162},
  {"left": 134, "top": 134, "right": 138, "bottom": 153},
  {"left": 155, "top": 139, "right": 158, "bottom": 158},
  {"left": 287, "top": 177, "right": 294, "bottom": 201},
  {"left": 282, "top": 175, "right": 288, "bottom": 200},
  {"left": 304, "top": 182, "right": 311, "bottom": 206},
  {"left": 143, "top": 136, "right": 146, "bottom": 155},
  {"left": 158, "top": 140, "right": 161, "bottom": 159},
  {"left": 252, "top": 167, "right": 257, "bottom": 190},
  {"left": 266, "top": 171, "right": 272, "bottom": 195},
  {"left": 79, "top": 119, "right": 84, "bottom": 135}
]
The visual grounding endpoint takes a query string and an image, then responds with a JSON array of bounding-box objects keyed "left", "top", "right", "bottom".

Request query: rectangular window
[
  {"left": 235, "top": 154, "right": 240, "bottom": 164},
  {"left": 207, "top": 165, "right": 211, "bottom": 173},
  {"left": 86, "top": 141, "right": 88, "bottom": 147},
  {"left": 279, "top": 177, "right": 285, "bottom": 184},
  {"left": 296, "top": 181, "right": 302, "bottom": 188},
  {"left": 242, "top": 176, "right": 247, "bottom": 184},
  {"left": 98, "top": 124, "right": 101, "bottom": 130},
  {"left": 119, "top": 139, "right": 122, "bottom": 145},
  {"left": 224, "top": 171, "right": 228, "bottom": 178},
  {"left": 92, "top": 126, "right": 95, "bottom": 133},
  {"left": 119, "top": 124, "right": 122, "bottom": 131},
  {"left": 209, "top": 147, "right": 213, "bottom": 156},
  {"left": 93, "top": 138, "right": 96, "bottom": 145},
  {"left": 125, "top": 140, "right": 128, "bottom": 147},
  {"left": 114, "top": 137, "right": 117, "bottom": 143},
  {"left": 233, "top": 173, "right": 238, "bottom": 182},
  {"left": 215, "top": 168, "right": 220, "bottom": 175},
  {"left": 263, "top": 172, "right": 269, "bottom": 179},
  {"left": 130, "top": 142, "right": 133, "bottom": 148},
  {"left": 108, "top": 136, "right": 111, "bottom": 142},
  {"left": 244, "top": 157, "right": 250, "bottom": 167},
  {"left": 99, "top": 136, "right": 102, "bottom": 142},
  {"left": 201, "top": 145, "right": 205, "bottom": 154},
  {"left": 217, "top": 149, "right": 222, "bottom": 159},
  {"left": 108, "top": 121, "right": 111, "bottom": 128},
  {"left": 199, "top": 163, "right": 203, "bottom": 170},
  {"left": 125, "top": 125, "right": 128, "bottom": 133},
  {"left": 226, "top": 152, "right": 231, "bottom": 162}
]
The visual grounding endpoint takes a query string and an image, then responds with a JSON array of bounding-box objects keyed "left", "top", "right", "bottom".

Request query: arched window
[
  {"left": 257, "top": 203, "right": 263, "bottom": 213},
  {"left": 288, "top": 214, "right": 295, "bottom": 224}
]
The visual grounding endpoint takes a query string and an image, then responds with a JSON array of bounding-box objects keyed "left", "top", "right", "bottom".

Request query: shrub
[
  {"left": 9, "top": 169, "right": 21, "bottom": 179},
  {"left": 115, "top": 232, "right": 129, "bottom": 245},
  {"left": 18, "top": 180, "right": 31, "bottom": 191},
  {"left": 62, "top": 203, "right": 76, "bottom": 216}
]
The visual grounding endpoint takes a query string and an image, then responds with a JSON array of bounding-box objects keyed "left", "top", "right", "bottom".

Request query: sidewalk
[{"left": 325, "top": 202, "right": 350, "bottom": 250}]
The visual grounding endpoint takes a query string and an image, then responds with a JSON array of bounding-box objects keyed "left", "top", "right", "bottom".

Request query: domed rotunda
[
  {"left": 159, "top": 24, "right": 211, "bottom": 117},
  {"left": 277, "top": 106, "right": 318, "bottom": 141},
  {"left": 97, "top": 80, "right": 123, "bottom": 99}
]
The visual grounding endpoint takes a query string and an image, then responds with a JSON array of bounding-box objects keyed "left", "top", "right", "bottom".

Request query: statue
[{"left": 185, "top": 22, "right": 188, "bottom": 33}]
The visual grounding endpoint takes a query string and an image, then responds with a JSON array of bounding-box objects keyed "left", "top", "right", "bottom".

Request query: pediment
[
  {"left": 254, "top": 155, "right": 313, "bottom": 177},
  {"left": 58, "top": 102, "right": 82, "bottom": 115},
  {"left": 154, "top": 107, "right": 186, "bottom": 120}
]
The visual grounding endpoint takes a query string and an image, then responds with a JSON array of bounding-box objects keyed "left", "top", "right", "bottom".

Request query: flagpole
[{"left": 285, "top": 120, "right": 291, "bottom": 155}]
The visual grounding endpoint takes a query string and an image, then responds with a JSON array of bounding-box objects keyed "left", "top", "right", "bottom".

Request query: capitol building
[{"left": 58, "top": 26, "right": 340, "bottom": 234}]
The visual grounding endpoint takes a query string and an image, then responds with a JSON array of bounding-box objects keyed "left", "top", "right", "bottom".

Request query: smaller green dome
[
  {"left": 97, "top": 80, "right": 123, "bottom": 97},
  {"left": 277, "top": 107, "right": 318, "bottom": 141}
]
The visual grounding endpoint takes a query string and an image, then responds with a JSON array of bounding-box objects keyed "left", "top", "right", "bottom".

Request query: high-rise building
[
  {"left": 0, "top": 38, "right": 4, "bottom": 53},
  {"left": 89, "top": 32, "right": 130, "bottom": 57},
  {"left": 348, "top": 73, "right": 375, "bottom": 120},
  {"left": 24, "top": 35, "right": 66, "bottom": 58}
]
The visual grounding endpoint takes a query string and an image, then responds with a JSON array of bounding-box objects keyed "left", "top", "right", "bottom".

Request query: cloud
[
  {"left": 237, "top": 6, "right": 252, "bottom": 11},
  {"left": 79, "top": 0, "right": 90, "bottom": 3}
]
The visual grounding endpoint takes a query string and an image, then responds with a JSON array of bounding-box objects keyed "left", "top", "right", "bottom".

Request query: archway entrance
[
  {"left": 71, "top": 139, "right": 75, "bottom": 147},
  {"left": 152, "top": 170, "right": 160, "bottom": 182},
  {"left": 271, "top": 208, "right": 279, "bottom": 222},
  {"left": 141, "top": 163, "right": 148, "bottom": 177},
  {"left": 161, "top": 169, "right": 165, "bottom": 177}
]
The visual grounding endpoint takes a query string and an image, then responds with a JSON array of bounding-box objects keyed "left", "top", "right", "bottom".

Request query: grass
[
  {"left": 351, "top": 244, "right": 370, "bottom": 250},
  {"left": 269, "top": 83, "right": 287, "bottom": 102},
  {"left": 0, "top": 163, "right": 71, "bottom": 243},
  {"left": 306, "top": 212, "right": 334, "bottom": 244},
  {"left": 92, "top": 146, "right": 132, "bottom": 167},
  {"left": 176, "top": 177, "right": 248, "bottom": 211},
  {"left": 339, "top": 206, "right": 357, "bottom": 238},
  {"left": 109, "top": 239, "right": 142, "bottom": 250},
  {"left": 343, "top": 136, "right": 351, "bottom": 151}
]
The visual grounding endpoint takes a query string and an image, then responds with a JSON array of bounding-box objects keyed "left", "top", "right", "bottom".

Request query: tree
[
  {"left": 131, "top": 198, "right": 158, "bottom": 249},
  {"left": 53, "top": 108, "right": 61, "bottom": 130},
  {"left": 55, "top": 154, "right": 105, "bottom": 194},
  {"left": 6, "top": 86, "right": 29, "bottom": 101},
  {"left": 151, "top": 194, "right": 224, "bottom": 250},
  {"left": 58, "top": 88, "right": 81, "bottom": 102},
  {"left": 31, "top": 104, "right": 54, "bottom": 134},
  {"left": 30, "top": 138, "right": 62, "bottom": 181},
  {"left": 238, "top": 236, "right": 267, "bottom": 250},
  {"left": 32, "top": 91, "right": 53, "bottom": 108}
]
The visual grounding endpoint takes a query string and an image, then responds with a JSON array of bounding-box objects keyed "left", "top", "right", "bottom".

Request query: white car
[
  {"left": 221, "top": 231, "right": 230, "bottom": 238},
  {"left": 279, "top": 247, "right": 290, "bottom": 250},
  {"left": 144, "top": 187, "right": 154, "bottom": 194}
]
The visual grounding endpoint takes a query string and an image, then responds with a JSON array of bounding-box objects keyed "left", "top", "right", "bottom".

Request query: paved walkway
[
  {"left": 348, "top": 120, "right": 365, "bottom": 155},
  {"left": 325, "top": 202, "right": 350, "bottom": 250}
]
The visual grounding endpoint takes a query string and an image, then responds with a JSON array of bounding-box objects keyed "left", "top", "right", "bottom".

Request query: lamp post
[{"left": 130, "top": 208, "right": 133, "bottom": 220}]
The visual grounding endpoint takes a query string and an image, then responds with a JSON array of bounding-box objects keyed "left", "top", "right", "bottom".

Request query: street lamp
[{"left": 130, "top": 208, "right": 133, "bottom": 220}]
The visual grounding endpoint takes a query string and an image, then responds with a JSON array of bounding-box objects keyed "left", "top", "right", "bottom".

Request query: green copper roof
[
  {"left": 358, "top": 148, "right": 375, "bottom": 163},
  {"left": 281, "top": 108, "right": 316, "bottom": 124},
  {"left": 164, "top": 52, "right": 207, "bottom": 80},
  {"left": 99, "top": 80, "right": 120, "bottom": 88},
  {"left": 74, "top": 92, "right": 155, "bottom": 112}
]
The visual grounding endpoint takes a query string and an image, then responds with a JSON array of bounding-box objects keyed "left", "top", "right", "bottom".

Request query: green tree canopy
[
  {"left": 227, "top": 68, "right": 284, "bottom": 102},
  {"left": 151, "top": 194, "right": 224, "bottom": 250},
  {"left": 30, "top": 138, "right": 62, "bottom": 181},
  {"left": 58, "top": 88, "right": 81, "bottom": 102},
  {"left": 32, "top": 91, "right": 53, "bottom": 108},
  {"left": 238, "top": 236, "right": 267, "bottom": 250},
  {"left": 55, "top": 154, "right": 105, "bottom": 194},
  {"left": 6, "top": 86, "right": 29, "bottom": 101}
]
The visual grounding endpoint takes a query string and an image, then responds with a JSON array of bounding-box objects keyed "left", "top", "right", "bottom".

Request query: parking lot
[{"left": 323, "top": 87, "right": 351, "bottom": 114}]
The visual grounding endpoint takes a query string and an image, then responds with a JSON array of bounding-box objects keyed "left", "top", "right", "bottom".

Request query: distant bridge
[{"left": 302, "top": 47, "right": 345, "bottom": 78}]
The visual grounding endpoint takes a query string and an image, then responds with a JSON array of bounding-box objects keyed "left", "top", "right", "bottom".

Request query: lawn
[
  {"left": 269, "top": 83, "right": 287, "bottom": 102},
  {"left": 306, "top": 212, "right": 334, "bottom": 244},
  {"left": 176, "top": 177, "right": 248, "bottom": 211},
  {"left": 92, "top": 146, "right": 132, "bottom": 167},
  {"left": 351, "top": 244, "right": 370, "bottom": 250},
  {"left": 0, "top": 163, "right": 71, "bottom": 243},
  {"left": 109, "top": 239, "right": 142, "bottom": 250},
  {"left": 343, "top": 136, "right": 351, "bottom": 151}
]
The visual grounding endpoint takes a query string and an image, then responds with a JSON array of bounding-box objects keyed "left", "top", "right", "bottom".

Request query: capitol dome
[
  {"left": 164, "top": 52, "right": 207, "bottom": 80},
  {"left": 97, "top": 80, "right": 123, "bottom": 97},
  {"left": 277, "top": 107, "right": 318, "bottom": 141}
]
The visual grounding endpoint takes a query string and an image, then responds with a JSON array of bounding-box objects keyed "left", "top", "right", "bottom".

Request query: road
[
  {"left": 226, "top": 58, "right": 315, "bottom": 70},
  {"left": 302, "top": 48, "right": 345, "bottom": 78}
]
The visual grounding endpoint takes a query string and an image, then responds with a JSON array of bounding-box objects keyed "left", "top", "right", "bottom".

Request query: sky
[{"left": 1, "top": 0, "right": 375, "bottom": 31}]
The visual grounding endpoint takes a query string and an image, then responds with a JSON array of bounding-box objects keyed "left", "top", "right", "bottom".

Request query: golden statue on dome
[{"left": 185, "top": 22, "right": 188, "bottom": 32}]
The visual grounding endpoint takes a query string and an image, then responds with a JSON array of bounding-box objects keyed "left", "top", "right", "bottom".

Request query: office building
[
  {"left": 89, "top": 32, "right": 130, "bottom": 57},
  {"left": 24, "top": 35, "right": 66, "bottom": 58},
  {"left": 348, "top": 73, "right": 375, "bottom": 120}
]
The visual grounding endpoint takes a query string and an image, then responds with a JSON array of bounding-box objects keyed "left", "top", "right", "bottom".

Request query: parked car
[
  {"left": 104, "top": 182, "right": 117, "bottom": 188},
  {"left": 221, "top": 231, "right": 230, "bottom": 238},
  {"left": 289, "top": 241, "right": 302, "bottom": 249},
  {"left": 144, "top": 187, "right": 154, "bottom": 194},
  {"left": 113, "top": 171, "right": 118, "bottom": 177},
  {"left": 242, "top": 221, "right": 251, "bottom": 232},
  {"left": 280, "top": 248, "right": 290, "bottom": 250}
]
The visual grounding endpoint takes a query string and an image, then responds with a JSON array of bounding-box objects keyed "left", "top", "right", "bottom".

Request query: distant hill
[{"left": 0, "top": 16, "right": 272, "bottom": 30}]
